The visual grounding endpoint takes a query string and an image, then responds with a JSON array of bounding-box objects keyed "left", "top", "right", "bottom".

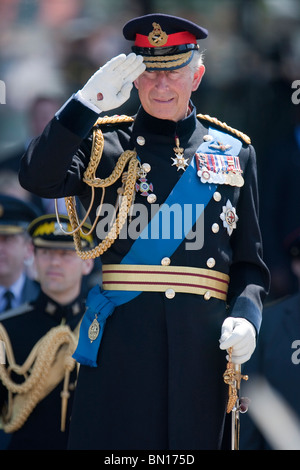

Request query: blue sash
[{"left": 73, "top": 126, "right": 242, "bottom": 366}]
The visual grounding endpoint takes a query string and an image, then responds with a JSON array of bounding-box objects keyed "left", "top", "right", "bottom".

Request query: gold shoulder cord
[
  {"left": 197, "top": 114, "right": 251, "bottom": 145},
  {"left": 57, "top": 115, "right": 139, "bottom": 260},
  {"left": 0, "top": 322, "right": 79, "bottom": 433}
]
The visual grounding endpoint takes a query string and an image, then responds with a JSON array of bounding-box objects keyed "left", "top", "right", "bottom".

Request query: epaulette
[
  {"left": 197, "top": 113, "right": 251, "bottom": 145},
  {"left": 94, "top": 115, "right": 135, "bottom": 128}
]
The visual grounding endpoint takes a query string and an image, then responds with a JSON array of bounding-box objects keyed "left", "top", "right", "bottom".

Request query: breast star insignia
[{"left": 220, "top": 199, "right": 239, "bottom": 235}]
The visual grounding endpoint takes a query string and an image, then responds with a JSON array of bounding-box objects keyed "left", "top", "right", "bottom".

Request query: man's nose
[
  {"left": 49, "top": 252, "right": 62, "bottom": 263},
  {"left": 155, "top": 72, "right": 169, "bottom": 89}
]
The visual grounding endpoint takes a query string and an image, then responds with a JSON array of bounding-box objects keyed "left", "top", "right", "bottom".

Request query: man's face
[
  {"left": 0, "top": 234, "right": 32, "bottom": 286},
  {"left": 34, "top": 248, "right": 93, "bottom": 302},
  {"left": 134, "top": 64, "right": 205, "bottom": 122}
]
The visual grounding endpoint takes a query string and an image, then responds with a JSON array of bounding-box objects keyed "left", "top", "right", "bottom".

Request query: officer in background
[
  {"left": 19, "top": 14, "right": 269, "bottom": 450},
  {"left": 0, "top": 194, "right": 41, "bottom": 315},
  {"left": 0, "top": 214, "right": 94, "bottom": 449},
  {"left": 240, "top": 229, "right": 300, "bottom": 449}
]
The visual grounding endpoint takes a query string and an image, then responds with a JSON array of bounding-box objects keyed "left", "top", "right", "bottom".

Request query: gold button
[
  {"left": 213, "top": 191, "right": 221, "bottom": 202},
  {"left": 165, "top": 288, "right": 175, "bottom": 299},
  {"left": 204, "top": 291, "right": 211, "bottom": 300},
  {"left": 142, "top": 163, "right": 151, "bottom": 173},
  {"left": 147, "top": 193, "right": 157, "bottom": 204},
  {"left": 137, "top": 136, "right": 145, "bottom": 146},
  {"left": 212, "top": 223, "right": 220, "bottom": 233},
  {"left": 161, "top": 257, "right": 171, "bottom": 266},
  {"left": 206, "top": 257, "right": 216, "bottom": 268}
]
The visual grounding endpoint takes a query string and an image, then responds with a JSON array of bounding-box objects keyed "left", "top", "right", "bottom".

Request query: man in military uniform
[
  {"left": 0, "top": 214, "right": 94, "bottom": 449},
  {"left": 0, "top": 194, "right": 41, "bottom": 315},
  {"left": 19, "top": 14, "right": 270, "bottom": 450}
]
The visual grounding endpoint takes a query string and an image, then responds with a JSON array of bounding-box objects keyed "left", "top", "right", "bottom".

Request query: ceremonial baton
[{"left": 223, "top": 347, "right": 249, "bottom": 450}]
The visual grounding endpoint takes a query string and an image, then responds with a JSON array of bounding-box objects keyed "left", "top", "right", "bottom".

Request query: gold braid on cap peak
[
  {"left": 143, "top": 51, "right": 193, "bottom": 69},
  {"left": 197, "top": 113, "right": 251, "bottom": 145},
  {"left": 60, "top": 115, "right": 139, "bottom": 260}
]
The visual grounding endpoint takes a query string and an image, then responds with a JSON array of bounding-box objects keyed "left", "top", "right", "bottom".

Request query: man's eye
[{"left": 146, "top": 71, "right": 156, "bottom": 77}]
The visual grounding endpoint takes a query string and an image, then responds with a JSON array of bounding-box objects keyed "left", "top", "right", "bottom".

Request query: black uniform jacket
[
  {"left": 18, "top": 96, "right": 270, "bottom": 450},
  {"left": 0, "top": 291, "right": 85, "bottom": 450}
]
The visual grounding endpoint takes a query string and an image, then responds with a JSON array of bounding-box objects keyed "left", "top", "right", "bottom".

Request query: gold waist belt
[{"left": 102, "top": 264, "right": 230, "bottom": 301}]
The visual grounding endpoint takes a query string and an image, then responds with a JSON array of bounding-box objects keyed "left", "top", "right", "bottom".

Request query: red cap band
[{"left": 135, "top": 31, "right": 197, "bottom": 48}]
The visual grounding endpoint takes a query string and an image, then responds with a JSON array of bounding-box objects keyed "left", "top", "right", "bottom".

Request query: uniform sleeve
[
  {"left": 226, "top": 145, "right": 270, "bottom": 334},
  {"left": 19, "top": 95, "right": 99, "bottom": 198}
]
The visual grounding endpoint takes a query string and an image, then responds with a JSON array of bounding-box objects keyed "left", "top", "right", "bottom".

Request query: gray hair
[{"left": 189, "top": 49, "right": 205, "bottom": 73}]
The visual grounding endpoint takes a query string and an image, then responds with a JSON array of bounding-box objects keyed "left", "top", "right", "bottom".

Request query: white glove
[
  {"left": 77, "top": 53, "right": 145, "bottom": 113},
  {"left": 219, "top": 317, "right": 256, "bottom": 364}
]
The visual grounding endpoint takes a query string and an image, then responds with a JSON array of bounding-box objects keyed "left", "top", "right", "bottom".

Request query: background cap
[
  {"left": 28, "top": 214, "right": 94, "bottom": 250},
  {"left": 0, "top": 194, "right": 41, "bottom": 235}
]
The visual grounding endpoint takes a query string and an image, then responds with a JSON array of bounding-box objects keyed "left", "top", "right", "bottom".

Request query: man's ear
[
  {"left": 134, "top": 78, "right": 139, "bottom": 90},
  {"left": 192, "top": 64, "right": 205, "bottom": 92},
  {"left": 82, "top": 258, "right": 94, "bottom": 276}
]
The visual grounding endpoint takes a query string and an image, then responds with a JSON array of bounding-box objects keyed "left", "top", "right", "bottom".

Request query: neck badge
[{"left": 171, "top": 136, "right": 189, "bottom": 171}]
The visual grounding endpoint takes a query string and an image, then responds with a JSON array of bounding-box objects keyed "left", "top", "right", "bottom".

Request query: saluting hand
[{"left": 78, "top": 53, "right": 146, "bottom": 112}]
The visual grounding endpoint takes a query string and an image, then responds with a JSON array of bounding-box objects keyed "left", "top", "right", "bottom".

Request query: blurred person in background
[
  {"left": 260, "top": 106, "right": 300, "bottom": 300},
  {"left": 0, "top": 96, "right": 62, "bottom": 173},
  {"left": 0, "top": 95, "right": 67, "bottom": 214},
  {"left": 0, "top": 214, "right": 94, "bottom": 449},
  {"left": 240, "top": 229, "right": 300, "bottom": 449},
  {"left": 0, "top": 194, "right": 41, "bottom": 315}
]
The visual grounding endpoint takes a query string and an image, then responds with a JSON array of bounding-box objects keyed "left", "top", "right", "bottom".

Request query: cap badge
[
  {"left": 148, "top": 22, "right": 168, "bottom": 47},
  {"left": 54, "top": 221, "right": 68, "bottom": 235}
]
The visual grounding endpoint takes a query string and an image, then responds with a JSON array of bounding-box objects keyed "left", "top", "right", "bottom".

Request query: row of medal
[
  {"left": 195, "top": 152, "right": 244, "bottom": 187},
  {"left": 134, "top": 150, "right": 244, "bottom": 204}
]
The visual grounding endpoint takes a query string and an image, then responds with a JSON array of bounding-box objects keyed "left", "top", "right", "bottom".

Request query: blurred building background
[{"left": 0, "top": 0, "right": 300, "bottom": 301}]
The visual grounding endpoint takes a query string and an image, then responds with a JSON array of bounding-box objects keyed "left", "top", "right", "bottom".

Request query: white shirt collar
[{"left": 0, "top": 273, "right": 26, "bottom": 310}]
